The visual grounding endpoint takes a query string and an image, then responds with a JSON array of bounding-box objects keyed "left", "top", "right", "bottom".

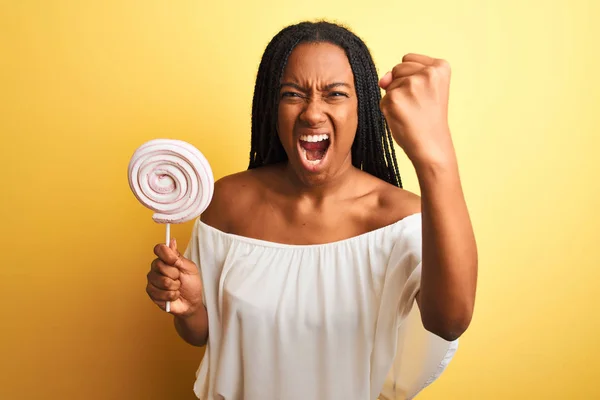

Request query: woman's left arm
[
  {"left": 414, "top": 154, "right": 478, "bottom": 341},
  {"left": 379, "top": 54, "right": 478, "bottom": 341}
]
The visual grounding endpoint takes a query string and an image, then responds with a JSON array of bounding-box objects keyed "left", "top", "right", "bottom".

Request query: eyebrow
[{"left": 279, "top": 82, "right": 352, "bottom": 91}]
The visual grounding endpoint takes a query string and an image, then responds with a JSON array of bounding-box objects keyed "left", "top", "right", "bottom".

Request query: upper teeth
[{"left": 300, "top": 134, "right": 329, "bottom": 143}]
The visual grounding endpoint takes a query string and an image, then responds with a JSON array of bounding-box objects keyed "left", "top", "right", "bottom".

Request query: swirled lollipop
[{"left": 128, "top": 138, "right": 214, "bottom": 312}]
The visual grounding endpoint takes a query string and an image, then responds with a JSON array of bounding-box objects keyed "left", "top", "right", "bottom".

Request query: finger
[
  {"left": 150, "top": 258, "right": 181, "bottom": 280},
  {"left": 379, "top": 71, "right": 393, "bottom": 90},
  {"left": 404, "top": 54, "right": 451, "bottom": 74},
  {"left": 146, "top": 281, "right": 181, "bottom": 302},
  {"left": 169, "top": 238, "right": 182, "bottom": 257},
  {"left": 147, "top": 270, "right": 182, "bottom": 291},
  {"left": 391, "top": 61, "right": 427, "bottom": 80},
  {"left": 380, "top": 77, "right": 409, "bottom": 93},
  {"left": 402, "top": 53, "right": 436, "bottom": 65},
  {"left": 154, "top": 243, "right": 182, "bottom": 267}
]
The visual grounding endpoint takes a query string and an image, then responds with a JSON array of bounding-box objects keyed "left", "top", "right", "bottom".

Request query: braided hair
[{"left": 248, "top": 20, "right": 402, "bottom": 188}]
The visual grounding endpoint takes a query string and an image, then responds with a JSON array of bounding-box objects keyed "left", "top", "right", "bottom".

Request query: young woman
[{"left": 146, "top": 20, "right": 478, "bottom": 400}]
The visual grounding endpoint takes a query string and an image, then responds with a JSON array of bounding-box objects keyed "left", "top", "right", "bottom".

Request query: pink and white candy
[{"left": 128, "top": 138, "right": 214, "bottom": 312}]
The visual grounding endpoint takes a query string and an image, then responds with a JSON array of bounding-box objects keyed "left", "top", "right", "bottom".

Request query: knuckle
[
  {"left": 437, "top": 58, "right": 451, "bottom": 71},
  {"left": 148, "top": 268, "right": 159, "bottom": 279},
  {"left": 146, "top": 284, "right": 155, "bottom": 298},
  {"left": 156, "top": 259, "right": 171, "bottom": 273},
  {"left": 171, "top": 279, "right": 181, "bottom": 290},
  {"left": 155, "top": 259, "right": 166, "bottom": 273},
  {"left": 387, "top": 94, "right": 401, "bottom": 105},
  {"left": 406, "top": 75, "right": 425, "bottom": 91},
  {"left": 422, "top": 67, "right": 440, "bottom": 84},
  {"left": 163, "top": 264, "right": 178, "bottom": 279},
  {"left": 423, "top": 66, "right": 436, "bottom": 77},
  {"left": 387, "top": 91, "right": 405, "bottom": 105},
  {"left": 160, "top": 276, "right": 169, "bottom": 289},
  {"left": 161, "top": 276, "right": 171, "bottom": 289}
]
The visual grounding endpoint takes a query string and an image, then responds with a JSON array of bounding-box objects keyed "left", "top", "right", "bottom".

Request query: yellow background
[{"left": 1, "top": 0, "right": 598, "bottom": 399}]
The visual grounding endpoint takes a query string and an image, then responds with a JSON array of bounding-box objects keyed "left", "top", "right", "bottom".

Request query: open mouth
[{"left": 299, "top": 134, "right": 330, "bottom": 165}]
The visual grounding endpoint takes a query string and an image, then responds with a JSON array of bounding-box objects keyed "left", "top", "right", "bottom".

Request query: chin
[{"left": 289, "top": 150, "right": 353, "bottom": 188}]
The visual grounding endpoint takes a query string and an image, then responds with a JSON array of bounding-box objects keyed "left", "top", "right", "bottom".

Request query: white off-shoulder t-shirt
[{"left": 183, "top": 213, "right": 458, "bottom": 400}]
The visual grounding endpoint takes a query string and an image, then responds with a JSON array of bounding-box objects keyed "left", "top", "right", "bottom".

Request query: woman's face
[{"left": 277, "top": 42, "right": 358, "bottom": 186}]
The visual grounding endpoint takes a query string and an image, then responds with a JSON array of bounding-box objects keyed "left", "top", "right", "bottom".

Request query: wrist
[
  {"left": 176, "top": 302, "right": 206, "bottom": 320},
  {"left": 412, "top": 151, "right": 458, "bottom": 174},
  {"left": 412, "top": 155, "right": 461, "bottom": 192},
  {"left": 395, "top": 127, "right": 456, "bottom": 171}
]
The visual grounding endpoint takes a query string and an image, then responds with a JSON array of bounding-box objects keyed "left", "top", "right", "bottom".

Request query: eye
[
  {"left": 281, "top": 92, "right": 303, "bottom": 98},
  {"left": 328, "top": 91, "right": 349, "bottom": 98}
]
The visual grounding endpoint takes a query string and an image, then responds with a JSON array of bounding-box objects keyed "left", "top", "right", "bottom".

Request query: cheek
[
  {"left": 278, "top": 105, "right": 296, "bottom": 128},
  {"left": 276, "top": 105, "right": 293, "bottom": 144},
  {"left": 333, "top": 103, "right": 358, "bottom": 144}
]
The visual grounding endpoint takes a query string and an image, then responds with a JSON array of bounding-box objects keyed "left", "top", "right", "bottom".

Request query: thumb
[
  {"left": 168, "top": 238, "right": 184, "bottom": 268},
  {"left": 169, "top": 237, "right": 179, "bottom": 255},
  {"left": 168, "top": 238, "right": 197, "bottom": 274}
]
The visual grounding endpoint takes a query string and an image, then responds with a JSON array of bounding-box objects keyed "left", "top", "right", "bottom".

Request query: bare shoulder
[
  {"left": 379, "top": 181, "right": 421, "bottom": 216},
  {"left": 363, "top": 173, "right": 421, "bottom": 227},
  {"left": 200, "top": 168, "right": 266, "bottom": 232}
]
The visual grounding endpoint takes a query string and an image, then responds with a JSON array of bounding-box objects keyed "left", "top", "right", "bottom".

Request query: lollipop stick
[
  {"left": 166, "top": 223, "right": 171, "bottom": 247},
  {"left": 166, "top": 223, "right": 171, "bottom": 313}
]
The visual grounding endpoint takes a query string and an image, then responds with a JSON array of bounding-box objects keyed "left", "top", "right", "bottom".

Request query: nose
[{"left": 299, "top": 98, "right": 327, "bottom": 126}]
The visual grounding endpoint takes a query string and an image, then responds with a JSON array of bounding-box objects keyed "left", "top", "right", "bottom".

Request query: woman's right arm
[
  {"left": 173, "top": 306, "right": 209, "bottom": 347},
  {"left": 147, "top": 239, "right": 209, "bottom": 347}
]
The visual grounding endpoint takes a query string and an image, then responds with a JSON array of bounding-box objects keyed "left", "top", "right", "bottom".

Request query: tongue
[
  {"left": 300, "top": 140, "right": 329, "bottom": 161},
  {"left": 301, "top": 141, "right": 328, "bottom": 151}
]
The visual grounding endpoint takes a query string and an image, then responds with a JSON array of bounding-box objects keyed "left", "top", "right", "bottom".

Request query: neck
[{"left": 281, "top": 158, "right": 358, "bottom": 204}]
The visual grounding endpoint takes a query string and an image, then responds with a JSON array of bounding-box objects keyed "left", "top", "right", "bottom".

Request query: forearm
[
  {"left": 174, "top": 306, "right": 209, "bottom": 347},
  {"left": 415, "top": 155, "right": 478, "bottom": 341}
]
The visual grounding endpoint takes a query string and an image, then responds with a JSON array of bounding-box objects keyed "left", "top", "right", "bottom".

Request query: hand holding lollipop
[{"left": 128, "top": 139, "right": 214, "bottom": 313}]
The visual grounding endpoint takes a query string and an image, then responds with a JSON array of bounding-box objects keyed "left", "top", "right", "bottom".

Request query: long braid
[{"left": 248, "top": 21, "right": 403, "bottom": 188}]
